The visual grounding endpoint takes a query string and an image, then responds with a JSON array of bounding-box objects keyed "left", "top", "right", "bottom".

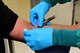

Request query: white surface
[
  {"left": 4, "top": 39, "right": 10, "bottom": 53},
  {"left": 12, "top": 41, "right": 35, "bottom": 53},
  {"left": 70, "top": 47, "right": 80, "bottom": 53}
]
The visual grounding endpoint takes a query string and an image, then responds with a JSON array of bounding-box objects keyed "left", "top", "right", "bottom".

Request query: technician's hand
[
  {"left": 24, "top": 28, "right": 54, "bottom": 50},
  {"left": 30, "top": 1, "right": 51, "bottom": 27}
]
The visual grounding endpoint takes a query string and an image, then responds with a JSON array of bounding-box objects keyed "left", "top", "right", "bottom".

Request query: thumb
[
  {"left": 46, "top": 22, "right": 51, "bottom": 26},
  {"left": 38, "top": 15, "right": 44, "bottom": 27}
]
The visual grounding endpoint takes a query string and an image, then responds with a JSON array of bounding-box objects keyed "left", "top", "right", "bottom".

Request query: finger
[
  {"left": 24, "top": 36, "right": 31, "bottom": 41},
  {"left": 38, "top": 15, "right": 44, "bottom": 27},
  {"left": 24, "top": 29, "right": 35, "bottom": 37},
  {"left": 24, "top": 29, "right": 35, "bottom": 36},
  {"left": 31, "top": 46, "right": 41, "bottom": 51},
  {"left": 32, "top": 15, "right": 38, "bottom": 26},
  {"left": 46, "top": 22, "right": 51, "bottom": 26},
  {"left": 27, "top": 42, "right": 34, "bottom": 47},
  {"left": 30, "top": 11, "right": 38, "bottom": 26},
  {"left": 24, "top": 29, "right": 31, "bottom": 36},
  {"left": 30, "top": 11, "right": 34, "bottom": 22},
  {"left": 30, "top": 15, "right": 36, "bottom": 26},
  {"left": 24, "top": 29, "right": 34, "bottom": 41}
]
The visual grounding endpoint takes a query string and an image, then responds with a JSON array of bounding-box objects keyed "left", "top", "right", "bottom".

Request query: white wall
[{"left": 45, "top": 2, "right": 73, "bottom": 25}]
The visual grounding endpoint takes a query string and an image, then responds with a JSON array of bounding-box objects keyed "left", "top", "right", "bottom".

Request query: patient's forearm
[
  {"left": 9, "top": 20, "right": 79, "bottom": 42},
  {"left": 44, "top": 24, "right": 79, "bottom": 30},
  {"left": 9, "top": 18, "right": 34, "bottom": 42}
]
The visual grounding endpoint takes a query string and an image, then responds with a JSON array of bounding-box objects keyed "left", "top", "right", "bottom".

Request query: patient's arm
[
  {"left": 44, "top": 24, "right": 79, "bottom": 30},
  {"left": 9, "top": 17, "right": 34, "bottom": 42},
  {"left": 9, "top": 17, "right": 80, "bottom": 43}
]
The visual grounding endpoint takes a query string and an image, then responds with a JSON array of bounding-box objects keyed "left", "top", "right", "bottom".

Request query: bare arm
[
  {"left": 44, "top": 24, "right": 79, "bottom": 30},
  {"left": 9, "top": 18, "right": 34, "bottom": 42},
  {"left": 9, "top": 17, "right": 80, "bottom": 43}
]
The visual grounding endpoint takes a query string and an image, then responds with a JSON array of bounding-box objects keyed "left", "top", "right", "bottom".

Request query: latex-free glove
[
  {"left": 24, "top": 28, "right": 53, "bottom": 50},
  {"left": 30, "top": 1, "right": 51, "bottom": 27}
]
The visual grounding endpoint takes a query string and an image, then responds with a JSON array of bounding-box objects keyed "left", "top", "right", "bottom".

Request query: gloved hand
[
  {"left": 24, "top": 28, "right": 54, "bottom": 50},
  {"left": 30, "top": 1, "right": 51, "bottom": 27}
]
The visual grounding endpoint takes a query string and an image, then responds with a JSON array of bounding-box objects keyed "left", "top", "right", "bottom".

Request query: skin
[
  {"left": 9, "top": 17, "right": 80, "bottom": 43},
  {"left": 44, "top": 23, "right": 80, "bottom": 30},
  {"left": 9, "top": 17, "right": 34, "bottom": 42}
]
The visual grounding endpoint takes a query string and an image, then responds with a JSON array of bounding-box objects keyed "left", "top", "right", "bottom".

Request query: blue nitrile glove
[
  {"left": 46, "top": 22, "right": 50, "bottom": 26},
  {"left": 24, "top": 28, "right": 53, "bottom": 50},
  {"left": 30, "top": 1, "right": 51, "bottom": 27}
]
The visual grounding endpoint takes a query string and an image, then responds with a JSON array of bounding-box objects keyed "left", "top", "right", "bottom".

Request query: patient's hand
[{"left": 9, "top": 18, "right": 34, "bottom": 42}]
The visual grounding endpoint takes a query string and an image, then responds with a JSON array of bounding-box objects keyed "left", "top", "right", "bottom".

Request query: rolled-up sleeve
[{"left": 42, "top": 0, "right": 71, "bottom": 6}]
